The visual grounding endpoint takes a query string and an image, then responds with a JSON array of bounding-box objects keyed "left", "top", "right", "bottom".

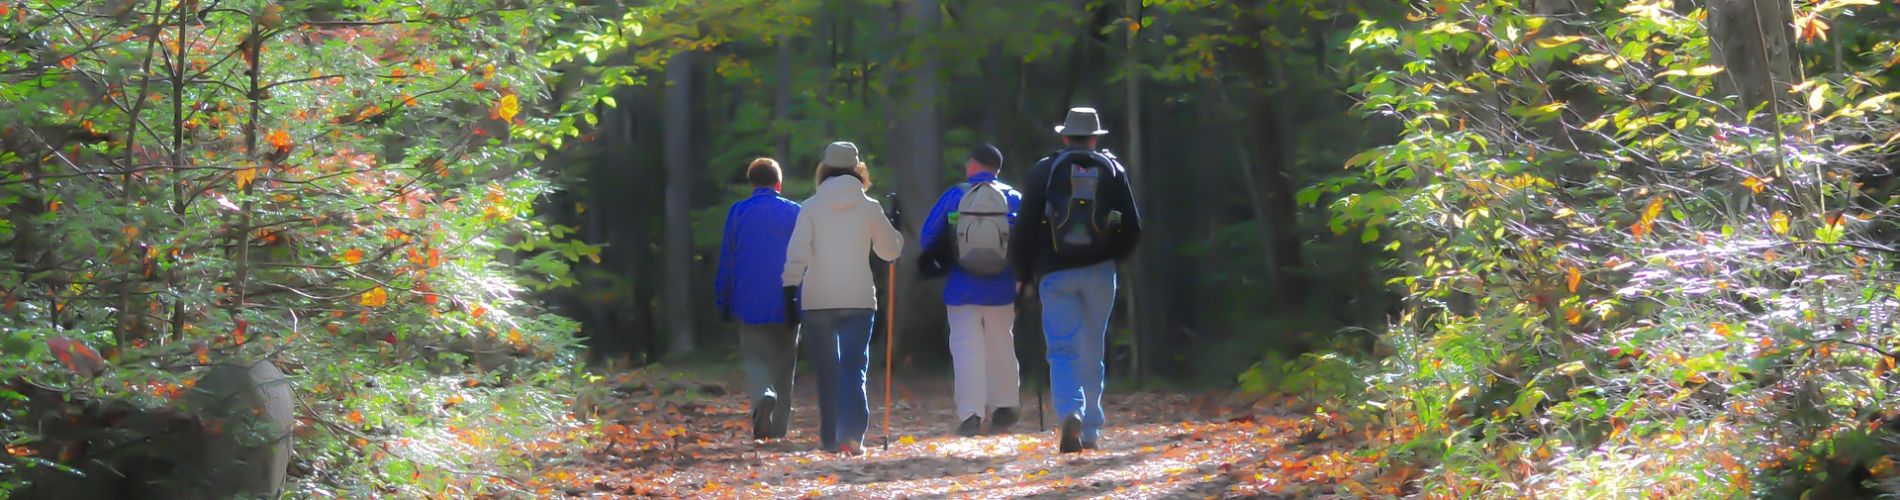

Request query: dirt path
[{"left": 537, "top": 370, "right": 1389, "bottom": 498}]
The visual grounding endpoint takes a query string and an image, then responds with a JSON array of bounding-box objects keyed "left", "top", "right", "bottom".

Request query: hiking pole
[
  {"left": 882, "top": 192, "right": 901, "bottom": 451},
  {"left": 883, "top": 259, "right": 895, "bottom": 450}
]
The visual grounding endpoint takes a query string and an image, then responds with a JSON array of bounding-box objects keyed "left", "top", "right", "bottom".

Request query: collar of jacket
[
  {"left": 966, "top": 172, "right": 998, "bottom": 183},
  {"left": 751, "top": 187, "right": 779, "bottom": 197}
]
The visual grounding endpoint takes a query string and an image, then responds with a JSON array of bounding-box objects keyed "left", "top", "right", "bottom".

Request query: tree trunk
[
  {"left": 1707, "top": 0, "right": 1796, "bottom": 123},
  {"left": 776, "top": 40, "right": 795, "bottom": 164},
  {"left": 1232, "top": 1, "right": 1306, "bottom": 303},
  {"left": 1120, "top": 0, "right": 1148, "bottom": 382},
  {"left": 662, "top": 51, "right": 697, "bottom": 357},
  {"left": 893, "top": 0, "right": 948, "bottom": 363}
]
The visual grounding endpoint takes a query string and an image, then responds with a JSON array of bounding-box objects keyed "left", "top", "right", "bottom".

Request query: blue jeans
[
  {"left": 801, "top": 308, "right": 875, "bottom": 448},
  {"left": 1039, "top": 260, "right": 1116, "bottom": 441}
]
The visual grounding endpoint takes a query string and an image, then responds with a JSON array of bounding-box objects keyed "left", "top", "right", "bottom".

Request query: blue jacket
[
  {"left": 919, "top": 172, "right": 1022, "bottom": 306},
  {"left": 715, "top": 188, "right": 801, "bottom": 324}
]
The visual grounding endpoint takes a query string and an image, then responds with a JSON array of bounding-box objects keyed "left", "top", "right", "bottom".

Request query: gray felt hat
[{"left": 1054, "top": 107, "right": 1110, "bottom": 136}]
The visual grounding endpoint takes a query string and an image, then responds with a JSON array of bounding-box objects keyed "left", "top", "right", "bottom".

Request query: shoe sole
[
  {"left": 752, "top": 396, "right": 776, "bottom": 440},
  {"left": 1058, "top": 416, "right": 1082, "bottom": 453}
]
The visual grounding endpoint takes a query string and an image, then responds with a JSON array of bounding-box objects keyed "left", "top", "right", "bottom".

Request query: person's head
[
  {"left": 1054, "top": 107, "right": 1109, "bottom": 149},
  {"left": 965, "top": 144, "right": 1003, "bottom": 177},
  {"left": 747, "top": 157, "right": 783, "bottom": 191},
  {"left": 814, "top": 141, "right": 871, "bottom": 189}
]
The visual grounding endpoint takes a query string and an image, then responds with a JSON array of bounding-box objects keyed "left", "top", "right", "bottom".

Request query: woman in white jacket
[{"left": 782, "top": 141, "right": 904, "bottom": 455}]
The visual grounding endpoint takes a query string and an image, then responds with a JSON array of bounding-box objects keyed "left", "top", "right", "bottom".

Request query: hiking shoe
[
  {"left": 956, "top": 415, "right": 983, "bottom": 437},
  {"left": 751, "top": 394, "right": 776, "bottom": 440},
  {"left": 840, "top": 440, "right": 865, "bottom": 456},
  {"left": 988, "top": 407, "right": 1019, "bottom": 435},
  {"left": 1058, "top": 415, "right": 1083, "bottom": 453}
]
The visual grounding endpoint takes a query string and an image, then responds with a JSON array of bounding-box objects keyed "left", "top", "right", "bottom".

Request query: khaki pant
[
  {"left": 739, "top": 322, "right": 798, "bottom": 438},
  {"left": 946, "top": 304, "right": 1020, "bottom": 421}
]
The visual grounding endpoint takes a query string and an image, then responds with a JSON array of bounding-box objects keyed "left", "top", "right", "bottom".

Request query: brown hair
[
  {"left": 746, "top": 158, "right": 781, "bottom": 187},
  {"left": 814, "top": 162, "right": 871, "bottom": 190}
]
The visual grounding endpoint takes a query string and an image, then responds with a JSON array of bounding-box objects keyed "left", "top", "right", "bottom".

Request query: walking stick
[{"left": 883, "top": 259, "right": 895, "bottom": 450}]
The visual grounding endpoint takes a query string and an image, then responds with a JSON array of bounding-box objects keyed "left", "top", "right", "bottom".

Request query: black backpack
[{"left": 1042, "top": 150, "right": 1124, "bottom": 258}]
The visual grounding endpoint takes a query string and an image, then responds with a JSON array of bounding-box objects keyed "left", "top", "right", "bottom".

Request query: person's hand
[{"left": 782, "top": 287, "right": 801, "bottom": 328}]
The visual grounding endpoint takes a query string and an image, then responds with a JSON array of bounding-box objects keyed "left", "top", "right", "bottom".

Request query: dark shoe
[
  {"left": 751, "top": 394, "right": 776, "bottom": 440},
  {"left": 956, "top": 415, "right": 983, "bottom": 437},
  {"left": 1058, "top": 415, "right": 1083, "bottom": 453},
  {"left": 988, "top": 407, "right": 1019, "bottom": 435}
]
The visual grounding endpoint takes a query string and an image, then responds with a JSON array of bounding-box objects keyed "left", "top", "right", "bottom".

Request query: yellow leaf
[
  {"left": 1771, "top": 211, "right": 1790, "bottom": 235},
  {"left": 1641, "top": 197, "right": 1665, "bottom": 223},
  {"left": 1809, "top": 84, "right": 1829, "bottom": 113},
  {"left": 1534, "top": 36, "right": 1584, "bottom": 48},
  {"left": 1742, "top": 176, "right": 1769, "bottom": 194},
  {"left": 235, "top": 168, "right": 258, "bottom": 190},
  {"left": 1565, "top": 308, "right": 1582, "bottom": 325},
  {"left": 1566, "top": 267, "right": 1581, "bottom": 293},
  {"left": 360, "top": 287, "right": 388, "bottom": 307},
  {"left": 495, "top": 94, "right": 519, "bottom": 122},
  {"left": 898, "top": 435, "right": 916, "bottom": 445},
  {"left": 1687, "top": 65, "right": 1724, "bottom": 77}
]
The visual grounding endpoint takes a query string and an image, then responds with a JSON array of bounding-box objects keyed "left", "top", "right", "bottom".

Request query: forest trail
[{"left": 533, "top": 369, "right": 1399, "bottom": 498}]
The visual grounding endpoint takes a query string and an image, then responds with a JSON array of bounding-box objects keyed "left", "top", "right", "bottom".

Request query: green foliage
[
  {"left": 1330, "top": 0, "right": 1900, "bottom": 496},
  {"left": 0, "top": 0, "right": 640, "bottom": 495}
]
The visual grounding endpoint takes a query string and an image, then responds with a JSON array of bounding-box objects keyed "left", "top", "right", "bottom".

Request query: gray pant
[{"left": 740, "top": 322, "right": 799, "bottom": 437}]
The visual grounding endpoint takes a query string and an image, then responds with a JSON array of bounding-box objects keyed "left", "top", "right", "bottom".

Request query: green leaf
[{"left": 1361, "top": 226, "right": 1381, "bottom": 244}]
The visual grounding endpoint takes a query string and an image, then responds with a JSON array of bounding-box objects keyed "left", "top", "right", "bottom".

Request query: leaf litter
[{"left": 530, "top": 372, "right": 1403, "bottom": 498}]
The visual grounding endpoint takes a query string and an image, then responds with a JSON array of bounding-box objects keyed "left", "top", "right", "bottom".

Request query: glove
[
  {"left": 882, "top": 193, "right": 906, "bottom": 232},
  {"left": 1015, "top": 281, "right": 1036, "bottom": 305},
  {"left": 782, "top": 287, "right": 801, "bottom": 328}
]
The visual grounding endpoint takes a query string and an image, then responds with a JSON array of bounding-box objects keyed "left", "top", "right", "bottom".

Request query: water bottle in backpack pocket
[
  {"left": 953, "top": 182, "right": 1011, "bottom": 276},
  {"left": 1045, "top": 151, "right": 1118, "bottom": 258}
]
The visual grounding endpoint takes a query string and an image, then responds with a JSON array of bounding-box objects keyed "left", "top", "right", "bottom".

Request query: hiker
[
  {"left": 715, "top": 158, "right": 803, "bottom": 440},
  {"left": 918, "top": 144, "right": 1024, "bottom": 437},
  {"left": 782, "top": 141, "right": 905, "bottom": 455},
  {"left": 1010, "top": 107, "right": 1143, "bottom": 453}
]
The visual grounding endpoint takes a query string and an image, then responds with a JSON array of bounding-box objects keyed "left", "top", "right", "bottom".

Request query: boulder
[{"left": 7, "top": 359, "right": 294, "bottom": 499}]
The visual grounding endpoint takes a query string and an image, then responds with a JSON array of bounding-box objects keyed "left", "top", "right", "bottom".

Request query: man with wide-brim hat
[{"left": 1009, "top": 107, "right": 1144, "bottom": 453}]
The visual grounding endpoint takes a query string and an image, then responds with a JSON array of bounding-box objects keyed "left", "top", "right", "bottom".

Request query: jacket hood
[{"left": 812, "top": 175, "right": 869, "bottom": 212}]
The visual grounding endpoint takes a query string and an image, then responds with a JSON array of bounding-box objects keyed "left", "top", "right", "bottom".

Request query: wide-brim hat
[
  {"left": 821, "top": 141, "right": 861, "bottom": 167},
  {"left": 1054, "top": 107, "right": 1110, "bottom": 136}
]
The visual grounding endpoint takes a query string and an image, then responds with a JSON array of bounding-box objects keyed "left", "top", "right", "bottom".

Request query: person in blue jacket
[
  {"left": 919, "top": 144, "right": 1025, "bottom": 437},
  {"left": 714, "top": 158, "right": 802, "bottom": 440}
]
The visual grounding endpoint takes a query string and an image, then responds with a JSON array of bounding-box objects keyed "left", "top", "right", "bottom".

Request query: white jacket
[{"left": 783, "top": 176, "right": 905, "bottom": 310}]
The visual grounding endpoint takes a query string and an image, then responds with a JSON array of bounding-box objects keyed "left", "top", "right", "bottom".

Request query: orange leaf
[
  {"left": 266, "top": 128, "right": 291, "bottom": 151},
  {"left": 470, "top": 305, "right": 486, "bottom": 319},
  {"left": 1566, "top": 267, "right": 1581, "bottom": 293},
  {"left": 58, "top": 56, "right": 75, "bottom": 69},
  {"left": 193, "top": 341, "right": 210, "bottom": 364},
  {"left": 1565, "top": 308, "right": 1582, "bottom": 325},
  {"left": 341, "top": 248, "right": 365, "bottom": 264},
  {"left": 348, "top": 410, "right": 364, "bottom": 424}
]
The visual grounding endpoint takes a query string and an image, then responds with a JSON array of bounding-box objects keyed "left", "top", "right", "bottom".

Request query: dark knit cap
[{"left": 968, "top": 144, "right": 1004, "bottom": 169}]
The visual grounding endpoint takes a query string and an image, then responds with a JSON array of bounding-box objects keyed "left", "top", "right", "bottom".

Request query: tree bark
[{"left": 662, "top": 51, "right": 697, "bottom": 357}]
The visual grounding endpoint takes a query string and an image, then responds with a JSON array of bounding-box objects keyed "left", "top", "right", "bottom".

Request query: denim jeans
[
  {"left": 1038, "top": 260, "right": 1116, "bottom": 441},
  {"left": 738, "top": 322, "right": 798, "bottom": 437},
  {"left": 801, "top": 308, "right": 875, "bottom": 448}
]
